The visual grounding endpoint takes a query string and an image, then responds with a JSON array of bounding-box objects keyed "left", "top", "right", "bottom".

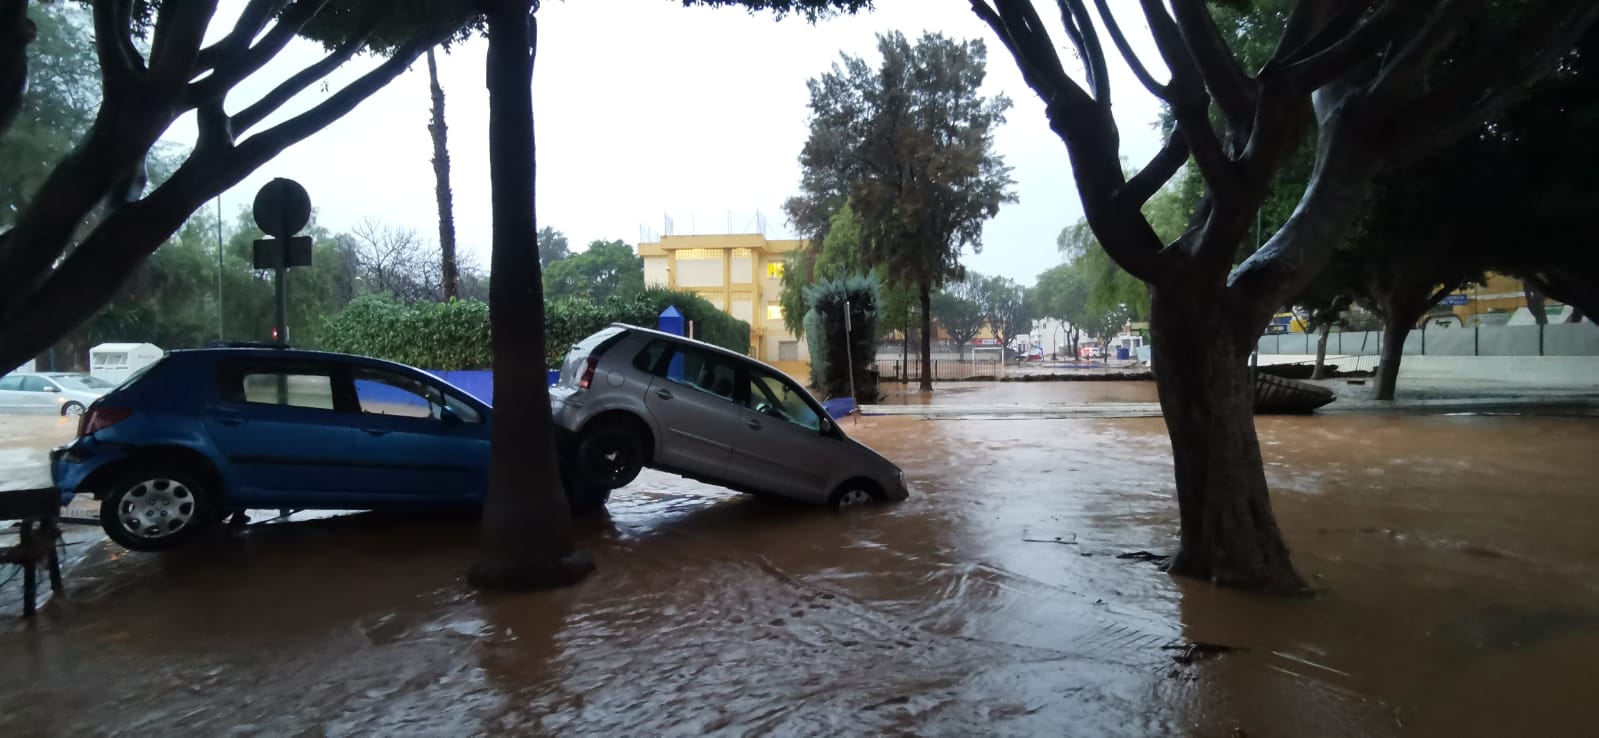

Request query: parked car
[
  {"left": 50, "top": 346, "right": 607, "bottom": 552},
  {"left": 549, "top": 324, "right": 909, "bottom": 509},
  {"left": 0, "top": 372, "right": 116, "bottom": 416}
]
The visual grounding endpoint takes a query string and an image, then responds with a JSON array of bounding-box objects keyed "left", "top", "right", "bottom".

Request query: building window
[
  {"left": 767, "top": 261, "right": 784, "bottom": 279},
  {"left": 767, "top": 303, "right": 782, "bottom": 321},
  {"left": 677, "top": 248, "right": 720, "bottom": 261}
]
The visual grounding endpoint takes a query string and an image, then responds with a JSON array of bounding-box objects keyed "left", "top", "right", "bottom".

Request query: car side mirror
[
  {"left": 439, "top": 405, "right": 462, "bottom": 426},
  {"left": 43, "top": 385, "right": 59, "bottom": 393}
]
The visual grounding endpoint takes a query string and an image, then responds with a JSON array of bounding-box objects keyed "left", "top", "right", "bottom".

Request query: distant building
[{"left": 637, "top": 234, "right": 809, "bottom": 365}]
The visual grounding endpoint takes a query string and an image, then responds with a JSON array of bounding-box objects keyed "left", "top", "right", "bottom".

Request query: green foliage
[
  {"left": 1, "top": 3, "right": 98, "bottom": 229},
  {"left": 537, "top": 226, "right": 570, "bottom": 269},
  {"left": 803, "top": 274, "right": 879, "bottom": 399},
  {"left": 979, "top": 275, "right": 1030, "bottom": 349},
  {"left": 802, "top": 309, "right": 827, "bottom": 388},
  {"left": 779, "top": 249, "right": 814, "bottom": 338},
  {"left": 545, "top": 287, "right": 751, "bottom": 370},
  {"left": 321, "top": 293, "right": 492, "bottom": 370},
  {"left": 930, "top": 275, "right": 985, "bottom": 357},
  {"left": 543, "top": 239, "right": 643, "bottom": 302}
]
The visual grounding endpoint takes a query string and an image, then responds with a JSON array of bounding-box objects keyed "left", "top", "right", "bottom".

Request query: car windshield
[{"left": 52, "top": 375, "right": 115, "bottom": 390}]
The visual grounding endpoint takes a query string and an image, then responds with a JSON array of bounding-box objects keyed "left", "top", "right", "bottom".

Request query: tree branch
[
  {"left": 984, "top": 0, "right": 1094, "bottom": 113},
  {"left": 233, "top": 19, "right": 465, "bottom": 168},
  {"left": 1366, "top": 0, "right": 1486, "bottom": 103},
  {"left": 1170, "top": 0, "right": 1256, "bottom": 133},
  {"left": 93, "top": 0, "right": 143, "bottom": 87},
  {"left": 1118, "top": 126, "right": 1189, "bottom": 207},
  {"left": 231, "top": 31, "right": 371, "bottom": 135},
  {"left": 194, "top": 0, "right": 290, "bottom": 72},
  {"left": 1057, "top": 0, "right": 1110, "bottom": 103},
  {"left": 1090, "top": 0, "right": 1169, "bottom": 100},
  {"left": 1389, "top": 2, "right": 1599, "bottom": 153},
  {"left": 187, "top": 0, "right": 330, "bottom": 107},
  {"left": 1270, "top": 1, "right": 1409, "bottom": 95},
  {"left": 149, "top": 0, "right": 218, "bottom": 84}
]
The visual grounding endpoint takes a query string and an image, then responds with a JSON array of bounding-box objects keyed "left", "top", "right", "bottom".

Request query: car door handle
[
  {"left": 655, "top": 388, "right": 674, "bottom": 400},
  {"left": 361, "top": 426, "right": 391, "bottom": 436},
  {"left": 217, "top": 413, "right": 245, "bottom": 426},
  {"left": 745, "top": 418, "right": 762, "bottom": 430}
]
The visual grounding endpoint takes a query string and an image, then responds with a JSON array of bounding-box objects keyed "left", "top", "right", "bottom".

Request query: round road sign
[{"left": 253, "top": 178, "right": 312, "bottom": 238}]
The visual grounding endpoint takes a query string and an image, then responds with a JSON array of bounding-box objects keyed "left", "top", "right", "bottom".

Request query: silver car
[
  {"left": 549, "top": 325, "right": 909, "bottom": 509},
  {"left": 0, "top": 372, "right": 115, "bottom": 416}
]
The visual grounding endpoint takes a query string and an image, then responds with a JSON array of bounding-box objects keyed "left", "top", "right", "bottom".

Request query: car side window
[
  {"left": 236, "top": 372, "right": 336, "bottom": 410},
  {"left": 353, "top": 368, "right": 443, "bottom": 420},
  {"left": 0, "top": 375, "right": 22, "bottom": 390},
  {"left": 656, "top": 346, "right": 738, "bottom": 401},
  {"left": 633, "top": 340, "right": 670, "bottom": 373},
  {"left": 20, "top": 376, "right": 52, "bottom": 392},
  {"left": 744, "top": 368, "right": 823, "bottom": 432}
]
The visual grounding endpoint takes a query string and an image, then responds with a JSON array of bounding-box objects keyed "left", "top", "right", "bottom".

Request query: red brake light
[
  {"left": 578, "top": 357, "right": 598, "bottom": 389},
  {"left": 79, "top": 406, "right": 133, "bottom": 437}
]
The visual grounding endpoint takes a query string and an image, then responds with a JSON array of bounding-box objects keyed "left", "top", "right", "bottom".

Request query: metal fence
[
  {"left": 875, "top": 358, "right": 1002, "bottom": 382},
  {"left": 1256, "top": 322, "right": 1599, "bottom": 357}
]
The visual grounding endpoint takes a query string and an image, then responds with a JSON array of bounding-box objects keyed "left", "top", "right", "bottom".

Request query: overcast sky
[{"left": 182, "top": 0, "right": 1169, "bottom": 286}]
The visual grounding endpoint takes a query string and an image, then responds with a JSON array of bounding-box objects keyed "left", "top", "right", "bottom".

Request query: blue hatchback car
[{"left": 50, "top": 346, "right": 605, "bottom": 552}]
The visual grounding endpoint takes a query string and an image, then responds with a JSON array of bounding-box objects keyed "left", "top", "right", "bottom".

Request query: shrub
[
  {"left": 324, "top": 288, "right": 751, "bottom": 371},
  {"left": 803, "top": 274, "right": 880, "bottom": 400}
]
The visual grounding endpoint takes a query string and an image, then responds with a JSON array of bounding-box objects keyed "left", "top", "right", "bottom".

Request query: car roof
[
  {"left": 169, "top": 347, "right": 437, "bottom": 374},
  {"left": 610, "top": 323, "right": 758, "bottom": 365}
]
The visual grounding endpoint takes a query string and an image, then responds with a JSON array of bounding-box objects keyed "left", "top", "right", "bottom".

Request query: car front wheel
[
  {"left": 60, "top": 401, "right": 85, "bottom": 417},
  {"left": 828, "top": 483, "right": 880, "bottom": 510},
  {"left": 100, "top": 469, "right": 219, "bottom": 552}
]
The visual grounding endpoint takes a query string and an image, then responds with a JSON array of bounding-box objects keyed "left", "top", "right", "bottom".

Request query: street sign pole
[{"left": 844, "top": 300, "right": 858, "bottom": 424}]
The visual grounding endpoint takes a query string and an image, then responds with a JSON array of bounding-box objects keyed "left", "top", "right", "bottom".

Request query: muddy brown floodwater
[{"left": 3, "top": 384, "right": 1599, "bottom": 736}]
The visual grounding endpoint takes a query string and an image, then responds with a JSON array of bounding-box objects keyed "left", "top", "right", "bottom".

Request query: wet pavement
[{"left": 3, "top": 386, "right": 1599, "bottom": 735}]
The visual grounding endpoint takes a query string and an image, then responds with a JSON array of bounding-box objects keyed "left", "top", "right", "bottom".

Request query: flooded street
[{"left": 4, "top": 383, "right": 1599, "bottom": 735}]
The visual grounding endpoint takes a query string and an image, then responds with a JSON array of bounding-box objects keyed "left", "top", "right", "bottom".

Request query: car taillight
[
  {"left": 578, "top": 356, "right": 598, "bottom": 389},
  {"left": 78, "top": 406, "right": 133, "bottom": 437}
]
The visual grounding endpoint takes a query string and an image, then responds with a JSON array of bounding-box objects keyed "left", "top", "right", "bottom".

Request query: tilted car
[
  {"left": 549, "top": 325, "right": 909, "bottom": 509},
  {"left": 49, "top": 346, "right": 610, "bottom": 552}
]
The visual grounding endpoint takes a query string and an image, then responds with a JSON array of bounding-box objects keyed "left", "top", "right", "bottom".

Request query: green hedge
[
  {"left": 803, "top": 274, "right": 880, "bottom": 399},
  {"left": 319, "top": 294, "right": 491, "bottom": 370},
  {"left": 321, "top": 288, "right": 750, "bottom": 370}
]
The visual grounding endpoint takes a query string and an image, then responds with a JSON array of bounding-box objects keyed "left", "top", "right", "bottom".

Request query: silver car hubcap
[
  {"left": 837, "top": 489, "right": 874, "bottom": 508},
  {"left": 118, "top": 479, "right": 196, "bottom": 539},
  {"left": 63, "top": 403, "right": 84, "bottom": 416}
]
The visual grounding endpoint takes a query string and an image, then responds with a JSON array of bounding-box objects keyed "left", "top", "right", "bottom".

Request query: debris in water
[
  {"left": 1115, "top": 550, "right": 1171, "bottom": 565},
  {"left": 1162, "top": 641, "right": 1242, "bottom": 665}
]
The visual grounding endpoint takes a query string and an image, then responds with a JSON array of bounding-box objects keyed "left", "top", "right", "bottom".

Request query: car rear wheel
[
  {"left": 100, "top": 468, "right": 219, "bottom": 552},
  {"left": 828, "top": 482, "right": 880, "bottom": 510},
  {"left": 60, "top": 401, "right": 85, "bottom": 417},
  {"left": 576, "top": 423, "right": 645, "bottom": 489}
]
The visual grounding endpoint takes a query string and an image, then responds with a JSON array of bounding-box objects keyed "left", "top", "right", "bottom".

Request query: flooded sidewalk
[{"left": 4, "top": 395, "right": 1599, "bottom": 735}]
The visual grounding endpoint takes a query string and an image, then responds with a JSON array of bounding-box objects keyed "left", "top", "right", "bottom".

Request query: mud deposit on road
[{"left": 3, "top": 398, "right": 1598, "bottom": 735}]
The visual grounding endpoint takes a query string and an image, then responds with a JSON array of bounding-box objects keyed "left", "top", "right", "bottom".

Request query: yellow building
[{"left": 637, "top": 234, "right": 809, "bottom": 364}]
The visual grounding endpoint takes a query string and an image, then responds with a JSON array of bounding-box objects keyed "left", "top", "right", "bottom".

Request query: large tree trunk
[
  {"left": 468, "top": 0, "right": 591, "bottom": 591},
  {"left": 426, "top": 48, "right": 460, "bottom": 302},
  {"left": 0, "top": 0, "right": 33, "bottom": 134},
  {"left": 1310, "top": 322, "right": 1332, "bottom": 380},
  {"left": 918, "top": 281, "right": 933, "bottom": 392},
  {"left": 1149, "top": 288, "right": 1307, "bottom": 593},
  {"left": 1373, "top": 318, "right": 1409, "bottom": 401}
]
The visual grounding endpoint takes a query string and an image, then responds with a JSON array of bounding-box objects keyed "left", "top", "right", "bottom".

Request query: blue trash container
[
  {"left": 1115, "top": 347, "right": 1130, "bottom": 361},
  {"left": 546, "top": 369, "right": 560, "bottom": 386}
]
